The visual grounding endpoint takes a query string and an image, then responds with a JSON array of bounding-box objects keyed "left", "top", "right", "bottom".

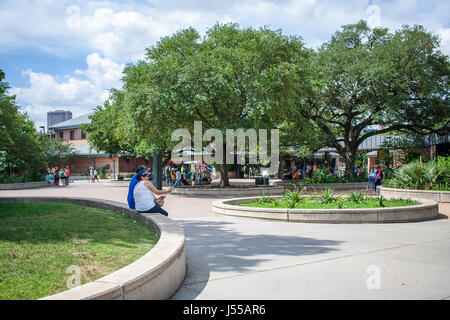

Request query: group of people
[
  {"left": 281, "top": 168, "right": 306, "bottom": 180},
  {"left": 367, "top": 164, "right": 385, "bottom": 191},
  {"left": 164, "top": 165, "right": 215, "bottom": 187},
  {"left": 88, "top": 167, "right": 99, "bottom": 183},
  {"left": 46, "top": 166, "right": 70, "bottom": 186}
]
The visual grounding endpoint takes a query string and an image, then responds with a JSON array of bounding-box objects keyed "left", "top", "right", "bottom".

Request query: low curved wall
[
  {"left": 274, "top": 181, "right": 367, "bottom": 191},
  {"left": 0, "top": 196, "right": 186, "bottom": 300},
  {"left": 104, "top": 180, "right": 132, "bottom": 187},
  {"left": 212, "top": 196, "right": 438, "bottom": 223},
  {"left": 0, "top": 181, "right": 48, "bottom": 190},
  {"left": 379, "top": 186, "right": 450, "bottom": 203}
]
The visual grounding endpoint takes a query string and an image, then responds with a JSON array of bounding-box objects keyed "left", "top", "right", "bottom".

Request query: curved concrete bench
[
  {"left": 379, "top": 186, "right": 450, "bottom": 203},
  {"left": 0, "top": 196, "right": 186, "bottom": 300},
  {"left": 212, "top": 196, "right": 438, "bottom": 223},
  {"left": 0, "top": 181, "right": 48, "bottom": 190},
  {"left": 171, "top": 185, "right": 286, "bottom": 196},
  {"left": 274, "top": 181, "right": 367, "bottom": 191}
]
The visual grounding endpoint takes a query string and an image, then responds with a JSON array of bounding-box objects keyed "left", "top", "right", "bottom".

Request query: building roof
[{"left": 48, "top": 112, "right": 93, "bottom": 130}]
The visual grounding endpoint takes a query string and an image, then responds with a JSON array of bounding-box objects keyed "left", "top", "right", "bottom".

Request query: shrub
[
  {"left": 319, "top": 187, "right": 336, "bottom": 204},
  {"left": 0, "top": 172, "right": 45, "bottom": 184},
  {"left": 376, "top": 196, "right": 386, "bottom": 207},
  {"left": 348, "top": 190, "right": 366, "bottom": 203},
  {"left": 384, "top": 158, "right": 450, "bottom": 190}
]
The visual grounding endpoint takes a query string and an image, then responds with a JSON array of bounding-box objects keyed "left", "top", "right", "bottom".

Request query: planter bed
[{"left": 212, "top": 196, "right": 438, "bottom": 223}]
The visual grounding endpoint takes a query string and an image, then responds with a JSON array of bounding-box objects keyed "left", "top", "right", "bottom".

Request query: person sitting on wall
[
  {"left": 127, "top": 165, "right": 149, "bottom": 210},
  {"left": 133, "top": 168, "right": 172, "bottom": 216},
  {"left": 46, "top": 173, "right": 54, "bottom": 186}
]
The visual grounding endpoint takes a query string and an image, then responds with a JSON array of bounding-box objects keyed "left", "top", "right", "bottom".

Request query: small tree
[
  {"left": 0, "top": 69, "right": 46, "bottom": 175},
  {"left": 40, "top": 137, "right": 78, "bottom": 168}
]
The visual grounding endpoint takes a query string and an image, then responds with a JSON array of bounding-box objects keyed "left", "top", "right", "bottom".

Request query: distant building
[
  {"left": 48, "top": 113, "right": 151, "bottom": 177},
  {"left": 47, "top": 110, "right": 72, "bottom": 130}
]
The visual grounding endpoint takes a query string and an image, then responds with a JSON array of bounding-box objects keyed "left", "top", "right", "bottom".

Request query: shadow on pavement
[{"left": 172, "top": 219, "right": 343, "bottom": 299}]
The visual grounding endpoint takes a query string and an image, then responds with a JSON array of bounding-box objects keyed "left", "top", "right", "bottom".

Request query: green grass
[
  {"left": 0, "top": 202, "right": 159, "bottom": 300},
  {"left": 240, "top": 197, "right": 420, "bottom": 209}
]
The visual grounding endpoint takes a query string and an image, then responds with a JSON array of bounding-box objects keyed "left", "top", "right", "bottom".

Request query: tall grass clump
[{"left": 384, "top": 157, "right": 450, "bottom": 191}]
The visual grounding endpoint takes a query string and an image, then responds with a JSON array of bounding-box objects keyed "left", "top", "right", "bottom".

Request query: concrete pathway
[{"left": 1, "top": 180, "right": 449, "bottom": 300}]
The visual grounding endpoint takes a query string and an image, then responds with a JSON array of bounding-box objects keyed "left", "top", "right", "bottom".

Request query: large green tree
[
  {"left": 87, "top": 23, "right": 311, "bottom": 186},
  {"left": 0, "top": 69, "right": 46, "bottom": 175},
  {"left": 292, "top": 21, "right": 450, "bottom": 177}
]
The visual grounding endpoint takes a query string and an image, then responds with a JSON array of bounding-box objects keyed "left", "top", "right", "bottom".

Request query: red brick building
[{"left": 48, "top": 113, "right": 150, "bottom": 177}]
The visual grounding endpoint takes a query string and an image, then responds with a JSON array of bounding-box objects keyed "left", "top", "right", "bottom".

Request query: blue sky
[{"left": 1, "top": 0, "right": 449, "bottom": 129}]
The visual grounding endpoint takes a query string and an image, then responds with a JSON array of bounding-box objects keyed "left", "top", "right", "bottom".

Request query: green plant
[
  {"left": 348, "top": 190, "right": 366, "bottom": 203},
  {"left": 376, "top": 196, "right": 386, "bottom": 207},
  {"left": 259, "top": 195, "right": 274, "bottom": 204},
  {"left": 319, "top": 187, "right": 336, "bottom": 204},
  {"left": 0, "top": 172, "right": 45, "bottom": 184},
  {"left": 384, "top": 159, "right": 450, "bottom": 190},
  {"left": 281, "top": 190, "right": 304, "bottom": 208}
]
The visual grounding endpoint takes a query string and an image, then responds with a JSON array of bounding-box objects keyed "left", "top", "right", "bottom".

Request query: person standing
[
  {"left": 374, "top": 165, "right": 385, "bottom": 191},
  {"left": 174, "top": 170, "right": 181, "bottom": 187},
  {"left": 89, "top": 167, "right": 94, "bottom": 183},
  {"left": 367, "top": 167, "right": 377, "bottom": 191},
  {"left": 54, "top": 167, "right": 60, "bottom": 186},
  {"left": 65, "top": 166, "right": 71, "bottom": 185}
]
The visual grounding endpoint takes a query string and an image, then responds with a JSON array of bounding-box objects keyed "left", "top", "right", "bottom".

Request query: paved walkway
[{"left": 1, "top": 180, "right": 449, "bottom": 299}]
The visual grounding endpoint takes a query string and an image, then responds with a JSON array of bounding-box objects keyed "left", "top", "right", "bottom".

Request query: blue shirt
[{"left": 127, "top": 176, "right": 138, "bottom": 209}]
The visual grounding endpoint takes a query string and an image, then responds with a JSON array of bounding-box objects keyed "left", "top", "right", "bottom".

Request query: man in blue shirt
[{"left": 127, "top": 165, "right": 149, "bottom": 209}]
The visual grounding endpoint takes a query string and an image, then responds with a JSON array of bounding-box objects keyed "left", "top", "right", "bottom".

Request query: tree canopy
[
  {"left": 86, "top": 21, "right": 450, "bottom": 183},
  {"left": 0, "top": 69, "right": 46, "bottom": 174},
  {"left": 292, "top": 21, "right": 450, "bottom": 176},
  {"left": 87, "top": 23, "right": 311, "bottom": 186}
]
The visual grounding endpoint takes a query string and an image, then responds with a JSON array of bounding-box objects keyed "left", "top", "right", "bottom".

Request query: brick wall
[
  {"left": 69, "top": 156, "right": 119, "bottom": 177},
  {"left": 119, "top": 158, "right": 153, "bottom": 173},
  {"left": 54, "top": 128, "right": 88, "bottom": 141}
]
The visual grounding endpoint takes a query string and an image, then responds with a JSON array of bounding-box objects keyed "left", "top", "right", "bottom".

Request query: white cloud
[
  {"left": 10, "top": 54, "right": 124, "bottom": 128},
  {"left": 3, "top": 0, "right": 450, "bottom": 129}
]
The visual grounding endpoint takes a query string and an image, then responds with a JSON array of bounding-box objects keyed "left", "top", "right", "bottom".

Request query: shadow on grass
[{"left": 172, "top": 219, "right": 343, "bottom": 299}]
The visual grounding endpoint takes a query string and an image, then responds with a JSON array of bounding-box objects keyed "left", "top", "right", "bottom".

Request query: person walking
[
  {"left": 367, "top": 167, "right": 377, "bottom": 191},
  {"left": 174, "top": 170, "right": 181, "bottom": 187},
  {"left": 133, "top": 168, "right": 172, "bottom": 216}
]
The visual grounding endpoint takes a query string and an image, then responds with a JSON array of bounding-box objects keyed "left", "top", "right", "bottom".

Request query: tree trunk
[
  {"left": 219, "top": 163, "right": 230, "bottom": 187},
  {"left": 342, "top": 147, "right": 358, "bottom": 179}
]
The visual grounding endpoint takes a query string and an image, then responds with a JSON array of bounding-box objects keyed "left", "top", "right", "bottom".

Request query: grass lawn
[
  {"left": 240, "top": 197, "right": 420, "bottom": 209},
  {"left": 0, "top": 202, "right": 159, "bottom": 300}
]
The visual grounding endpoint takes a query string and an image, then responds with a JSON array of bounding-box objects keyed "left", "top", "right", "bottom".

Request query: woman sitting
[{"left": 134, "top": 169, "right": 172, "bottom": 216}]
